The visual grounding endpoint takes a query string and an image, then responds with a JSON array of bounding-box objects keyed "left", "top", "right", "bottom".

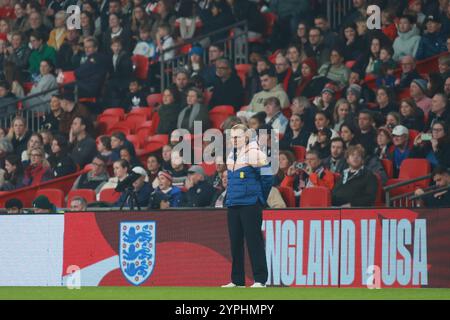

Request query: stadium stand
[{"left": 0, "top": 0, "right": 448, "bottom": 212}]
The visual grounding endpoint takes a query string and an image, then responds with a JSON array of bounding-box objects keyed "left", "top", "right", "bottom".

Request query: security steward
[
  {"left": 222, "top": 124, "right": 273, "bottom": 288},
  {"left": 74, "top": 36, "right": 108, "bottom": 114},
  {"left": 182, "top": 165, "right": 215, "bottom": 207}
]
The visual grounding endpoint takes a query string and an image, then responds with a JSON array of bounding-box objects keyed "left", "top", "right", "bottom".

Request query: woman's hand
[
  {"left": 287, "top": 165, "right": 297, "bottom": 177},
  {"left": 414, "top": 133, "right": 423, "bottom": 146}
]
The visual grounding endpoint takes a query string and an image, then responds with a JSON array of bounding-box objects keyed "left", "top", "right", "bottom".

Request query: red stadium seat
[
  {"left": 124, "top": 114, "right": 147, "bottom": 130},
  {"left": 180, "top": 43, "right": 192, "bottom": 55},
  {"left": 67, "top": 189, "right": 96, "bottom": 206},
  {"left": 144, "top": 141, "right": 165, "bottom": 153},
  {"left": 278, "top": 186, "right": 296, "bottom": 207},
  {"left": 102, "top": 108, "right": 125, "bottom": 120},
  {"left": 416, "top": 53, "right": 445, "bottom": 74},
  {"left": 97, "top": 114, "right": 121, "bottom": 133},
  {"left": 282, "top": 107, "right": 292, "bottom": 119},
  {"left": 300, "top": 187, "right": 331, "bottom": 208},
  {"left": 60, "top": 71, "right": 75, "bottom": 85},
  {"left": 397, "top": 89, "right": 411, "bottom": 100},
  {"left": 147, "top": 93, "right": 163, "bottom": 107},
  {"left": 136, "top": 126, "right": 152, "bottom": 145},
  {"left": 292, "top": 146, "right": 306, "bottom": 162},
  {"left": 126, "top": 134, "right": 141, "bottom": 150},
  {"left": 345, "top": 60, "right": 356, "bottom": 69},
  {"left": 235, "top": 64, "right": 252, "bottom": 87},
  {"left": 381, "top": 159, "right": 394, "bottom": 179},
  {"left": 148, "top": 112, "right": 160, "bottom": 135},
  {"left": 23, "top": 82, "right": 33, "bottom": 94},
  {"left": 107, "top": 123, "right": 132, "bottom": 135},
  {"left": 128, "top": 107, "right": 153, "bottom": 120},
  {"left": 210, "top": 105, "right": 235, "bottom": 115},
  {"left": 147, "top": 134, "right": 169, "bottom": 145},
  {"left": 399, "top": 159, "right": 431, "bottom": 189},
  {"left": 209, "top": 105, "right": 235, "bottom": 129},
  {"left": 99, "top": 188, "right": 121, "bottom": 203},
  {"left": 35, "top": 189, "right": 65, "bottom": 208},
  {"left": 131, "top": 54, "right": 149, "bottom": 80}
]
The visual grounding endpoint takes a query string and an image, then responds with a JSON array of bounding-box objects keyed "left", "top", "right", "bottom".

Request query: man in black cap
[
  {"left": 5, "top": 198, "right": 23, "bottom": 214},
  {"left": 32, "top": 195, "right": 56, "bottom": 213},
  {"left": 416, "top": 15, "right": 447, "bottom": 60},
  {"left": 182, "top": 165, "right": 215, "bottom": 207}
]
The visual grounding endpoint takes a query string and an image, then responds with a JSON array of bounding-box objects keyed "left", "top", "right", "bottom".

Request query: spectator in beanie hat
[
  {"left": 32, "top": 195, "right": 57, "bottom": 213},
  {"left": 346, "top": 84, "right": 366, "bottom": 114},
  {"left": 410, "top": 78, "right": 432, "bottom": 116},
  {"left": 148, "top": 170, "right": 183, "bottom": 209},
  {"left": 313, "top": 82, "right": 337, "bottom": 118}
]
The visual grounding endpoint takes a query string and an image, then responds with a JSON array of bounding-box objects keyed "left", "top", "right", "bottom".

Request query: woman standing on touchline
[{"left": 222, "top": 124, "right": 273, "bottom": 288}]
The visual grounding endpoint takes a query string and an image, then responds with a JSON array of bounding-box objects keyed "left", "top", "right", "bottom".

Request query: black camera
[{"left": 149, "top": 191, "right": 172, "bottom": 209}]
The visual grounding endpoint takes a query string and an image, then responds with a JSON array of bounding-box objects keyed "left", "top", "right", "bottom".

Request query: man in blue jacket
[
  {"left": 416, "top": 15, "right": 447, "bottom": 60},
  {"left": 222, "top": 124, "right": 273, "bottom": 288}
]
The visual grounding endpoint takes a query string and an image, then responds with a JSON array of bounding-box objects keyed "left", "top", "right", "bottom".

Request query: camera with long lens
[{"left": 115, "top": 171, "right": 141, "bottom": 192}]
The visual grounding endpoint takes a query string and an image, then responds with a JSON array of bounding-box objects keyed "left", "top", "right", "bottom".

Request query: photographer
[
  {"left": 281, "top": 149, "right": 335, "bottom": 204},
  {"left": 410, "top": 121, "right": 450, "bottom": 169},
  {"left": 115, "top": 166, "right": 152, "bottom": 209},
  {"left": 148, "top": 171, "right": 182, "bottom": 209}
]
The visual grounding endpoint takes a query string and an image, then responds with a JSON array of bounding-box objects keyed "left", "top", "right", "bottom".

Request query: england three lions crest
[{"left": 119, "top": 221, "right": 156, "bottom": 286}]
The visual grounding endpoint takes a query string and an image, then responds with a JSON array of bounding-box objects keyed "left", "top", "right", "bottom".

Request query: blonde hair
[{"left": 30, "top": 147, "right": 50, "bottom": 168}]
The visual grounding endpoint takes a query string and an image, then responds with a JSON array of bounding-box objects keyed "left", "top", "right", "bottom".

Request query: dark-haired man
[{"left": 69, "top": 116, "right": 97, "bottom": 169}]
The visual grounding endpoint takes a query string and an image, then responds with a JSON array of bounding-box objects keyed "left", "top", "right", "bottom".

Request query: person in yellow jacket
[{"left": 48, "top": 11, "right": 67, "bottom": 51}]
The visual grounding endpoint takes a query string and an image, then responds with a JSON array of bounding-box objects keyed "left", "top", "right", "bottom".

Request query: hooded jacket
[
  {"left": 393, "top": 25, "right": 421, "bottom": 61},
  {"left": 415, "top": 31, "right": 447, "bottom": 60}
]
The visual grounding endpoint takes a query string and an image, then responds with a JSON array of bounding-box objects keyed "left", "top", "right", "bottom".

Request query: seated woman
[
  {"left": 410, "top": 121, "right": 450, "bottom": 169},
  {"left": 119, "top": 146, "right": 142, "bottom": 168},
  {"left": 176, "top": 87, "right": 210, "bottom": 133},
  {"left": 317, "top": 48, "right": 351, "bottom": 89},
  {"left": 332, "top": 145, "right": 378, "bottom": 207},
  {"left": 21, "top": 133, "right": 45, "bottom": 166},
  {"left": 280, "top": 113, "right": 310, "bottom": 149},
  {"left": 23, "top": 147, "right": 53, "bottom": 186},
  {"left": 310, "top": 128, "right": 332, "bottom": 160},
  {"left": 374, "top": 127, "right": 393, "bottom": 160},
  {"left": 273, "top": 150, "right": 295, "bottom": 187},
  {"left": 97, "top": 159, "right": 130, "bottom": 200},
  {"left": 48, "top": 134, "right": 77, "bottom": 178},
  {"left": 1, "top": 154, "right": 25, "bottom": 191},
  {"left": 23, "top": 59, "right": 58, "bottom": 112},
  {"left": 157, "top": 87, "right": 182, "bottom": 135},
  {"left": 148, "top": 171, "right": 183, "bottom": 209},
  {"left": 399, "top": 98, "right": 425, "bottom": 132},
  {"left": 332, "top": 99, "right": 353, "bottom": 132},
  {"left": 295, "top": 58, "right": 318, "bottom": 98},
  {"left": 96, "top": 135, "right": 114, "bottom": 165}
]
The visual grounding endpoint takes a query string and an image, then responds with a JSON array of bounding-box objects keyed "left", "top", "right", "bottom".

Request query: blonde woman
[
  {"left": 48, "top": 11, "right": 67, "bottom": 50},
  {"left": 23, "top": 147, "right": 53, "bottom": 186}
]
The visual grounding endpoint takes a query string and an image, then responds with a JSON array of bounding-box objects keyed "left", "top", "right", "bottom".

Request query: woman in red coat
[{"left": 23, "top": 147, "right": 53, "bottom": 186}]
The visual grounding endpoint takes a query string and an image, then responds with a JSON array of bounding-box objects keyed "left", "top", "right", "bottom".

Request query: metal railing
[
  {"left": 0, "top": 80, "right": 76, "bottom": 132},
  {"left": 384, "top": 174, "right": 433, "bottom": 207},
  {"left": 327, "top": 0, "right": 353, "bottom": 31},
  {"left": 159, "top": 20, "right": 249, "bottom": 91}
]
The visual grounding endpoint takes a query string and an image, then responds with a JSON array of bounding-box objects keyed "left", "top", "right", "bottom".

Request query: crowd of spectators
[{"left": 0, "top": 0, "right": 449, "bottom": 211}]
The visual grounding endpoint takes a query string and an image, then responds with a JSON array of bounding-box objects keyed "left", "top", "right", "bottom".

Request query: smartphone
[{"left": 421, "top": 133, "right": 432, "bottom": 141}]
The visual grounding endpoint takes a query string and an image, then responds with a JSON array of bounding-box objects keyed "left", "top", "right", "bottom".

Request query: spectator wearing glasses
[
  {"left": 304, "top": 27, "right": 331, "bottom": 68},
  {"left": 275, "top": 53, "right": 297, "bottom": 100},
  {"left": 411, "top": 121, "right": 450, "bottom": 169},
  {"left": 23, "top": 147, "right": 53, "bottom": 186},
  {"left": 208, "top": 58, "right": 244, "bottom": 112},
  {"left": 71, "top": 155, "right": 110, "bottom": 193}
]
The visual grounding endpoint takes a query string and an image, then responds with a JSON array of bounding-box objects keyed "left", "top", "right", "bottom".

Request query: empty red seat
[
  {"left": 35, "top": 189, "right": 65, "bottom": 208},
  {"left": 102, "top": 108, "right": 125, "bottom": 120},
  {"left": 97, "top": 114, "right": 120, "bottom": 133},
  {"left": 67, "top": 189, "right": 96, "bottom": 207},
  {"left": 148, "top": 112, "right": 160, "bottom": 135},
  {"left": 292, "top": 146, "right": 306, "bottom": 162},
  {"left": 300, "top": 187, "right": 331, "bottom": 208},
  {"left": 99, "top": 188, "right": 121, "bottom": 203},
  {"left": 136, "top": 126, "right": 152, "bottom": 145},
  {"left": 235, "top": 64, "right": 251, "bottom": 86},
  {"left": 126, "top": 134, "right": 141, "bottom": 150},
  {"left": 107, "top": 123, "right": 132, "bottom": 135},
  {"left": 124, "top": 114, "right": 147, "bottom": 128},
  {"left": 131, "top": 54, "right": 149, "bottom": 80},
  {"left": 144, "top": 141, "right": 165, "bottom": 153},
  {"left": 147, "top": 93, "right": 163, "bottom": 106},
  {"left": 278, "top": 186, "right": 296, "bottom": 207},
  {"left": 209, "top": 105, "right": 235, "bottom": 115},
  {"left": 345, "top": 60, "right": 356, "bottom": 69},
  {"left": 147, "top": 134, "right": 169, "bottom": 145},
  {"left": 128, "top": 107, "right": 153, "bottom": 120}
]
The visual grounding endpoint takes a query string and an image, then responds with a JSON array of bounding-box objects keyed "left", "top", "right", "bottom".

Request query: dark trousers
[{"left": 227, "top": 203, "right": 268, "bottom": 285}]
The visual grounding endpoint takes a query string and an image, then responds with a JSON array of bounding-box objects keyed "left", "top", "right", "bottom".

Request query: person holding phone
[
  {"left": 222, "top": 124, "right": 273, "bottom": 288},
  {"left": 410, "top": 121, "right": 450, "bottom": 168}
]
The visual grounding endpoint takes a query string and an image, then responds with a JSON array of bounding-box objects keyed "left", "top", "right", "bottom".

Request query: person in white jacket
[
  {"left": 393, "top": 15, "right": 421, "bottom": 62},
  {"left": 23, "top": 59, "right": 57, "bottom": 112}
]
